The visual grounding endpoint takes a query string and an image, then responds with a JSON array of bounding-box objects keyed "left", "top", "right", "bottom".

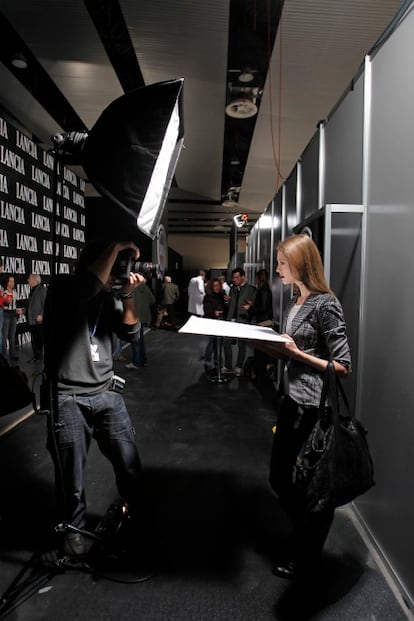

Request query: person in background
[
  {"left": 187, "top": 270, "right": 205, "bottom": 317},
  {"left": 26, "top": 273, "right": 47, "bottom": 363},
  {"left": 253, "top": 234, "right": 351, "bottom": 580},
  {"left": 43, "top": 240, "right": 145, "bottom": 556},
  {"left": 218, "top": 273, "right": 231, "bottom": 297},
  {"left": 154, "top": 275, "right": 180, "bottom": 330},
  {"left": 222, "top": 267, "right": 256, "bottom": 376},
  {"left": 126, "top": 277, "right": 155, "bottom": 369},
  {"left": 202, "top": 278, "right": 226, "bottom": 373},
  {"left": 1, "top": 275, "right": 19, "bottom": 361},
  {"left": 248, "top": 269, "right": 273, "bottom": 382},
  {"left": 113, "top": 335, "right": 127, "bottom": 361}
]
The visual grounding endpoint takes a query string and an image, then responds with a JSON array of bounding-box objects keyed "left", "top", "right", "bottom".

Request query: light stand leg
[{"left": 208, "top": 337, "right": 229, "bottom": 384}]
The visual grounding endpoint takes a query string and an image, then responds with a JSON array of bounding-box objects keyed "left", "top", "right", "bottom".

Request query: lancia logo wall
[{"left": 0, "top": 114, "right": 86, "bottom": 342}]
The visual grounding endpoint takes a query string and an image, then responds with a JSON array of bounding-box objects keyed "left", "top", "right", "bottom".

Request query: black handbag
[
  {"left": 293, "top": 362, "right": 375, "bottom": 512},
  {"left": 0, "top": 354, "right": 35, "bottom": 416}
]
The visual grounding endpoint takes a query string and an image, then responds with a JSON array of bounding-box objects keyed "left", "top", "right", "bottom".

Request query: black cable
[{"left": 58, "top": 557, "right": 155, "bottom": 585}]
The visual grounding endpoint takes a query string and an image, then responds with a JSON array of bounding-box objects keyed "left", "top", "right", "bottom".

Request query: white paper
[{"left": 178, "top": 315, "right": 290, "bottom": 342}]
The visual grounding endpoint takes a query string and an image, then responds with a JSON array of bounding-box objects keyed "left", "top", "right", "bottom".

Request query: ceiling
[{"left": 0, "top": 0, "right": 404, "bottom": 240}]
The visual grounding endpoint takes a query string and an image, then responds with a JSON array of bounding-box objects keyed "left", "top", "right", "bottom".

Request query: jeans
[
  {"left": 131, "top": 325, "right": 147, "bottom": 367},
  {"left": 223, "top": 337, "right": 246, "bottom": 369},
  {"left": 0, "top": 310, "right": 3, "bottom": 352},
  {"left": 47, "top": 390, "right": 142, "bottom": 528},
  {"left": 204, "top": 335, "right": 217, "bottom": 366}
]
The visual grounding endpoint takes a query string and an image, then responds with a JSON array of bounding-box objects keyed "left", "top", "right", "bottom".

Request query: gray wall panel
[
  {"left": 357, "top": 6, "right": 414, "bottom": 603},
  {"left": 324, "top": 77, "right": 364, "bottom": 205}
]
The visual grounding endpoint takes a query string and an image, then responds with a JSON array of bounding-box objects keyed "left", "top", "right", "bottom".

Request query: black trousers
[
  {"left": 30, "top": 324, "right": 44, "bottom": 360},
  {"left": 269, "top": 395, "right": 334, "bottom": 563}
]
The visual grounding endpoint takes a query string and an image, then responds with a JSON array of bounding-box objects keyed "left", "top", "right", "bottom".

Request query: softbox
[{"left": 81, "top": 78, "right": 184, "bottom": 239}]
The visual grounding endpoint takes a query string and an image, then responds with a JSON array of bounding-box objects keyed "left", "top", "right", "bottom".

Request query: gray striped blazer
[{"left": 282, "top": 292, "right": 351, "bottom": 407}]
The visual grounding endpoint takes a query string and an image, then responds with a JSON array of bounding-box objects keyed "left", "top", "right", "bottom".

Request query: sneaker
[
  {"left": 221, "top": 366, "right": 233, "bottom": 374},
  {"left": 234, "top": 367, "right": 243, "bottom": 377},
  {"left": 63, "top": 533, "right": 86, "bottom": 556},
  {"left": 125, "top": 362, "right": 139, "bottom": 369}
]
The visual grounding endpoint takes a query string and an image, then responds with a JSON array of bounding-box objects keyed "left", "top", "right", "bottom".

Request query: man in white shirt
[{"left": 187, "top": 270, "right": 206, "bottom": 316}]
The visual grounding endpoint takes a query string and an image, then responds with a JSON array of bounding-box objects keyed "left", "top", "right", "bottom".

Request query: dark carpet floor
[{"left": 0, "top": 328, "right": 409, "bottom": 620}]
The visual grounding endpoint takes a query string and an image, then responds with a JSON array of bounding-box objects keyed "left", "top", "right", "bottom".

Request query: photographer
[{"left": 43, "top": 240, "right": 145, "bottom": 556}]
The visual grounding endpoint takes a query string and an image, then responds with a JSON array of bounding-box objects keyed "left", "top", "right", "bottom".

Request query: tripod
[{"left": 208, "top": 336, "right": 229, "bottom": 384}]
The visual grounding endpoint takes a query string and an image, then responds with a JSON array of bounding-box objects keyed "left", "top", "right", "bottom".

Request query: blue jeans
[
  {"left": 47, "top": 390, "right": 142, "bottom": 528},
  {"left": 131, "top": 325, "right": 147, "bottom": 367},
  {"left": 204, "top": 336, "right": 218, "bottom": 366},
  {"left": 223, "top": 337, "right": 246, "bottom": 369}
]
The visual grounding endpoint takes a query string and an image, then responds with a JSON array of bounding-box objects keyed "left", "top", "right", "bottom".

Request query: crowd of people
[{"left": 0, "top": 259, "right": 47, "bottom": 364}]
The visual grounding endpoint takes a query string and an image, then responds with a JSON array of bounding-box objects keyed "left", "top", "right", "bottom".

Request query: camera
[{"left": 112, "top": 248, "right": 160, "bottom": 283}]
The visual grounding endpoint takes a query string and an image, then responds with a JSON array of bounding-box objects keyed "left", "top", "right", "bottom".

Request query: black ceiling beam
[
  {"left": 0, "top": 11, "right": 88, "bottom": 134},
  {"left": 221, "top": 0, "right": 281, "bottom": 198},
  {"left": 167, "top": 198, "right": 222, "bottom": 205},
  {"left": 84, "top": 0, "right": 145, "bottom": 93}
]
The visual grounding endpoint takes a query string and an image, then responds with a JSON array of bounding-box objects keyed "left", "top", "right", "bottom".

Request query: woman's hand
[{"left": 280, "top": 334, "right": 301, "bottom": 359}]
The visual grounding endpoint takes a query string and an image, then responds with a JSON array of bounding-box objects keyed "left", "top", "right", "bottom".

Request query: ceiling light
[
  {"left": 238, "top": 68, "right": 255, "bottom": 83},
  {"left": 225, "top": 99, "right": 258, "bottom": 119},
  {"left": 11, "top": 52, "right": 28, "bottom": 69},
  {"left": 221, "top": 185, "right": 240, "bottom": 206}
]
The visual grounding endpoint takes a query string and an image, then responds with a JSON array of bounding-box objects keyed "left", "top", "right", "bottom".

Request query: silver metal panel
[
  {"left": 300, "top": 131, "right": 320, "bottom": 219},
  {"left": 284, "top": 166, "right": 298, "bottom": 236},
  {"left": 356, "top": 4, "right": 414, "bottom": 606},
  {"left": 257, "top": 204, "right": 273, "bottom": 277}
]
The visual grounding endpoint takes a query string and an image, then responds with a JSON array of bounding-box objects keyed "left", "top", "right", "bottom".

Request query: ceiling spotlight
[
  {"left": 225, "top": 99, "right": 258, "bottom": 119},
  {"left": 11, "top": 52, "right": 28, "bottom": 69},
  {"left": 238, "top": 68, "right": 255, "bottom": 83},
  {"left": 222, "top": 186, "right": 240, "bottom": 207}
]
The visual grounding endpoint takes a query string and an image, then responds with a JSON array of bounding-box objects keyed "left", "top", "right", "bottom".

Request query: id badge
[{"left": 90, "top": 342, "right": 100, "bottom": 361}]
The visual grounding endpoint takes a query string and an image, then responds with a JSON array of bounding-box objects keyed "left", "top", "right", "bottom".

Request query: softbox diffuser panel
[{"left": 81, "top": 78, "right": 184, "bottom": 239}]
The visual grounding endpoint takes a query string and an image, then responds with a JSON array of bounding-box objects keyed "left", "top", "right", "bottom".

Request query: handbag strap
[{"left": 319, "top": 361, "right": 351, "bottom": 425}]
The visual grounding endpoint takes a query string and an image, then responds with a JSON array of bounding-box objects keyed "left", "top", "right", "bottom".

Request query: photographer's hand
[
  {"left": 91, "top": 241, "right": 140, "bottom": 286},
  {"left": 120, "top": 272, "right": 146, "bottom": 324}
]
